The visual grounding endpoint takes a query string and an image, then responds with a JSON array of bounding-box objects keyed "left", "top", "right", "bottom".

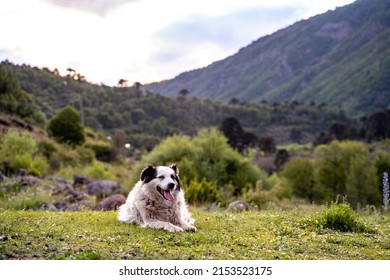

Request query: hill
[
  {"left": 0, "top": 61, "right": 351, "bottom": 147},
  {"left": 145, "top": 0, "right": 390, "bottom": 117}
]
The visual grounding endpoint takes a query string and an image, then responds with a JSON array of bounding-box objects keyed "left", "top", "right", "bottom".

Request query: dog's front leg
[{"left": 144, "top": 219, "right": 184, "bottom": 233}]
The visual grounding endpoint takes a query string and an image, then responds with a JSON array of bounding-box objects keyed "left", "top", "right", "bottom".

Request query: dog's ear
[
  {"left": 169, "top": 163, "right": 182, "bottom": 190},
  {"left": 169, "top": 163, "right": 179, "bottom": 175},
  {"left": 140, "top": 164, "right": 156, "bottom": 183}
]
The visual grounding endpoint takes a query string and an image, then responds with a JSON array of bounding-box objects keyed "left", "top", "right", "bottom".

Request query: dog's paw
[
  {"left": 183, "top": 224, "right": 197, "bottom": 232},
  {"left": 165, "top": 223, "right": 184, "bottom": 233}
]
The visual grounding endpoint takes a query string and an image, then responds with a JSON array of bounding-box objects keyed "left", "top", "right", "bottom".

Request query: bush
[
  {"left": 0, "top": 184, "right": 53, "bottom": 210},
  {"left": 84, "top": 140, "right": 116, "bottom": 162},
  {"left": 242, "top": 180, "right": 276, "bottom": 210},
  {"left": 83, "top": 161, "right": 115, "bottom": 180},
  {"left": 0, "top": 129, "right": 48, "bottom": 175},
  {"left": 319, "top": 201, "right": 368, "bottom": 232},
  {"left": 47, "top": 106, "right": 85, "bottom": 146},
  {"left": 184, "top": 178, "right": 220, "bottom": 205},
  {"left": 134, "top": 129, "right": 264, "bottom": 196}
]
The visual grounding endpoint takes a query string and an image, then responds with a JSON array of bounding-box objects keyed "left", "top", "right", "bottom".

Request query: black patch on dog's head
[{"left": 140, "top": 164, "right": 156, "bottom": 183}]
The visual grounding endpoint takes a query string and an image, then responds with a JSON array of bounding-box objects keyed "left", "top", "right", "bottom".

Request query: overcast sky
[{"left": 0, "top": 0, "right": 355, "bottom": 86}]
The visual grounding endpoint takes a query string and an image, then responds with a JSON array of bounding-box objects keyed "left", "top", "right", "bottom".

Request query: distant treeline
[{"left": 0, "top": 61, "right": 352, "bottom": 150}]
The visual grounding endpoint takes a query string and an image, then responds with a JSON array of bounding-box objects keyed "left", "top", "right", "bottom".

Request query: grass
[{"left": 0, "top": 208, "right": 389, "bottom": 260}]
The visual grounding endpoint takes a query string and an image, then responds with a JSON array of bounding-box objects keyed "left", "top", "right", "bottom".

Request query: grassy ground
[{"left": 0, "top": 208, "right": 389, "bottom": 260}]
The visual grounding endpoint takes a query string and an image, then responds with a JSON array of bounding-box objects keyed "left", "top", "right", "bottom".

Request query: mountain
[{"left": 145, "top": 0, "right": 390, "bottom": 117}]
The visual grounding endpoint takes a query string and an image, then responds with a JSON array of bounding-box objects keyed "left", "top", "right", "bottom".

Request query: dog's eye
[
  {"left": 171, "top": 175, "right": 175, "bottom": 180},
  {"left": 158, "top": 175, "right": 164, "bottom": 179}
]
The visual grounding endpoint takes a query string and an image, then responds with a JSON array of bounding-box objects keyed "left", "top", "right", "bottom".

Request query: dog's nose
[{"left": 167, "top": 183, "right": 175, "bottom": 190}]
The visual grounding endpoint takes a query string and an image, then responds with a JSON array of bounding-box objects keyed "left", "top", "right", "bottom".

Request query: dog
[{"left": 118, "top": 163, "right": 196, "bottom": 233}]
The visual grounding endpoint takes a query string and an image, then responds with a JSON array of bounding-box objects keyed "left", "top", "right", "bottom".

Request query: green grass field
[{"left": 1, "top": 208, "right": 389, "bottom": 260}]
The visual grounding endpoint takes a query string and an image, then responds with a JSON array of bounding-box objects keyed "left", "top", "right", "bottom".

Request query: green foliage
[
  {"left": 47, "top": 106, "right": 85, "bottom": 146},
  {"left": 136, "top": 129, "right": 263, "bottom": 195},
  {"left": 0, "top": 65, "right": 44, "bottom": 125},
  {"left": 29, "top": 155, "right": 49, "bottom": 177},
  {"left": 318, "top": 201, "right": 370, "bottom": 233},
  {"left": 0, "top": 184, "right": 53, "bottom": 210},
  {"left": 184, "top": 178, "right": 220, "bottom": 205},
  {"left": 283, "top": 158, "right": 315, "bottom": 202},
  {"left": 84, "top": 140, "right": 116, "bottom": 162},
  {"left": 313, "top": 141, "right": 380, "bottom": 207},
  {"left": 0, "top": 129, "right": 48, "bottom": 176},
  {"left": 242, "top": 181, "right": 276, "bottom": 209},
  {"left": 83, "top": 161, "right": 115, "bottom": 180},
  {"left": 2, "top": 62, "right": 353, "bottom": 151},
  {"left": 374, "top": 151, "right": 390, "bottom": 193}
]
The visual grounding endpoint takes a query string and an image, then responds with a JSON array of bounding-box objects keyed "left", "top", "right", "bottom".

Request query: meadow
[{"left": 1, "top": 207, "right": 389, "bottom": 260}]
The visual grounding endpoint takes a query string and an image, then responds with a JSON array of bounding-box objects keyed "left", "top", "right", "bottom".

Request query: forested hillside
[
  {"left": 145, "top": 0, "right": 390, "bottom": 117},
  {"left": 1, "top": 61, "right": 352, "bottom": 149}
]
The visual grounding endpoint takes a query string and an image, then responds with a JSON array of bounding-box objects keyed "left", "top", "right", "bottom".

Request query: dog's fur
[{"left": 118, "top": 163, "right": 196, "bottom": 233}]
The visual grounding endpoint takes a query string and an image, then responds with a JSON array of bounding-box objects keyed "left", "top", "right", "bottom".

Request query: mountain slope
[{"left": 145, "top": 0, "right": 390, "bottom": 117}]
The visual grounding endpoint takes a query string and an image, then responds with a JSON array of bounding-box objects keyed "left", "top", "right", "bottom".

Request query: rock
[
  {"left": 87, "top": 180, "right": 121, "bottom": 197},
  {"left": 93, "top": 194, "right": 126, "bottom": 211},
  {"left": 53, "top": 201, "right": 68, "bottom": 211},
  {"left": 72, "top": 175, "right": 90, "bottom": 187},
  {"left": 226, "top": 200, "right": 250, "bottom": 213},
  {"left": 41, "top": 203, "right": 59, "bottom": 211},
  {"left": 52, "top": 178, "right": 75, "bottom": 196},
  {"left": 0, "top": 171, "right": 8, "bottom": 182},
  {"left": 20, "top": 176, "right": 40, "bottom": 187},
  {"left": 15, "top": 168, "right": 27, "bottom": 177}
]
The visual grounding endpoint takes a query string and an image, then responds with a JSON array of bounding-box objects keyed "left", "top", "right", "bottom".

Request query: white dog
[{"left": 118, "top": 163, "right": 196, "bottom": 233}]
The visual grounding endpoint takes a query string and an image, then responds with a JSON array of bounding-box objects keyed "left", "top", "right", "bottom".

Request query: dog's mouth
[{"left": 157, "top": 187, "right": 175, "bottom": 202}]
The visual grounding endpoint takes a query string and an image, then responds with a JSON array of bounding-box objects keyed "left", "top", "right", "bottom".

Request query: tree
[
  {"left": 259, "top": 136, "right": 276, "bottom": 155},
  {"left": 274, "top": 149, "right": 290, "bottom": 170},
  {"left": 220, "top": 117, "right": 246, "bottom": 152},
  {"left": 362, "top": 109, "right": 390, "bottom": 141},
  {"left": 0, "top": 65, "right": 43, "bottom": 124},
  {"left": 179, "top": 88, "right": 190, "bottom": 97},
  {"left": 314, "top": 141, "right": 380, "bottom": 207},
  {"left": 48, "top": 106, "right": 85, "bottom": 146},
  {"left": 282, "top": 158, "right": 314, "bottom": 202},
  {"left": 219, "top": 117, "right": 258, "bottom": 153}
]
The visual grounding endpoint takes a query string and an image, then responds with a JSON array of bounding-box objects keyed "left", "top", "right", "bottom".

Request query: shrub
[
  {"left": 242, "top": 180, "right": 276, "bottom": 210},
  {"left": 0, "top": 129, "right": 48, "bottom": 175},
  {"left": 0, "top": 185, "right": 53, "bottom": 210},
  {"left": 134, "top": 129, "right": 264, "bottom": 197},
  {"left": 84, "top": 140, "right": 116, "bottom": 162},
  {"left": 184, "top": 178, "right": 220, "bottom": 205},
  {"left": 83, "top": 161, "right": 115, "bottom": 180},
  {"left": 319, "top": 201, "right": 368, "bottom": 232},
  {"left": 29, "top": 155, "right": 49, "bottom": 176},
  {"left": 47, "top": 106, "right": 85, "bottom": 146}
]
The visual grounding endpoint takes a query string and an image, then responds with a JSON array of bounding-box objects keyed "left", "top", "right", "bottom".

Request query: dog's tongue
[{"left": 163, "top": 190, "right": 174, "bottom": 202}]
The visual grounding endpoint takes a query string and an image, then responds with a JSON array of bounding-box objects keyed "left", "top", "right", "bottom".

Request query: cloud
[
  {"left": 151, "top": 6, "right": 302, "bottom": 67},
  {"left": 44, "top": 0, "right": 136, "bottom": 16}
]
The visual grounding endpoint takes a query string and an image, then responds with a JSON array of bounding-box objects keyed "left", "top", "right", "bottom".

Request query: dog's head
[{"left": 140, "top": 163, "right": 182, "bottom": 202}]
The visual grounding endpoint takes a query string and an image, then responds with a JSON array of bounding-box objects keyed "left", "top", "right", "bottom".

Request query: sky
[{"left": 0, "top": 0, "right": 355, "bottom": 86}]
